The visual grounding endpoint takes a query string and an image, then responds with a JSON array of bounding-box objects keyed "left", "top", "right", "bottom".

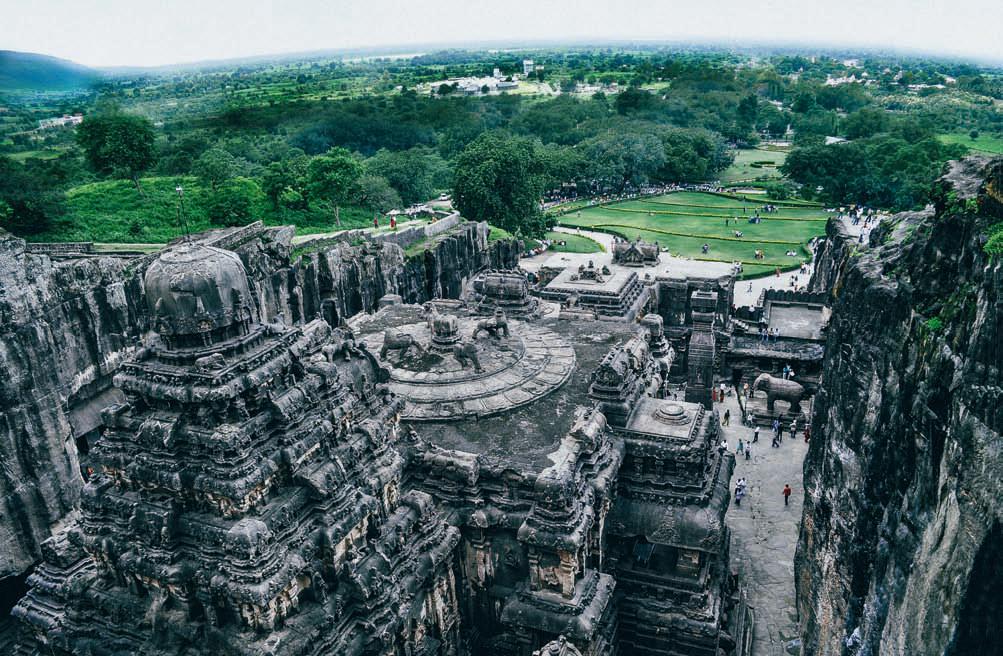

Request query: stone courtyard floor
[{"left": 717, "top": 389, "right": 808, "bottom": 656}]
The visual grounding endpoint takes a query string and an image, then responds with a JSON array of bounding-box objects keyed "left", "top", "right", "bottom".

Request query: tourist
[
  {"left": 771, "top": 433, "right": 779, "bottom": 448},
  {"left": 789, "top": 367, "right": 796, "bottom": 380},
  {"left": 745, "top": 444, "right": 751, "bottom": 460},
  {"left": 783, "top": 484, "right": 792, "bottom": 506},
  {"left": 720, "top": 383, "right": 727, "bottom": 399},
  {"left": 790, "top": 420, "right": 797, "bottom": 441},
  {"left": 737, "top": 438, "right": 743, "bottom": 453},
  {"left": 719, "top": 440, "right": 728, "bottom": 455},
  {"left": 753, "top": 426, "right": 760, "bottom": 444},
  {"left": 743, "top": 382, "right": 750, "bottom": 398},
  {"left": 772, "top": 418, "right": 780, "bottom": 434},
  {"left": 782, "top": 364, "right": 790, "bottom": 380},
  {"left": 373, "top": 216, "right": 379, "bottom": 229},
  {"left": 723, "top": 409, "right": 731, "bottom": 426},
  {"left": 804, "top": 425, "right": 811, "bottom": 443}
]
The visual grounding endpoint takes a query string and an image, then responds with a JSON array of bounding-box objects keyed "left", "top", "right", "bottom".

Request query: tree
[
  {"left": 192, "top": 147, "right": 237, "bottom": 192},
  {"left": 736, "top": 94, "right": 759, "bottom": 128},
  {"left": 452, "top": 132, "right": 547, "bottom": 238},
  {"left": 354, "top": 174, "right": 401, "bottom": 213},
  {"left": 655, "top": 128, "right": 732, "bottom": 182},
  {"left": 365, "top": 147, "right": 449, "bottom": 206},
  {"left": 582, "top": 131, "right": 666, "bottom": 193},
  {"left": 615, "top": 87, "right": 658, "bottom": 115},
  {"left": 0, "top": 156, "right": 65, "bottom": 236},
  {"left": 306, "top": 148, "right": 363, "bottom": 226},
  {"left": 202, "top": 178, "right": 260, "bottom": 227},
  {"left": 842, "top": 108, "right": 889, "bottom": 140},
  {"left": 76, "top": 113, "right": 156, "bottom": 194},
  {"left": 261, "top": 157, "right": 308, "bottom": 209}
]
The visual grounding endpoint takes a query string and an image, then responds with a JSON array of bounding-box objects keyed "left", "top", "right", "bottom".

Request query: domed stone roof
[{"left": 144, "top": 243, "right": 253, "bottom": 337}]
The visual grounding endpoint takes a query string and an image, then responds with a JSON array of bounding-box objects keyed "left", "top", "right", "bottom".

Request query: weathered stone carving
[
  {"left": 612, "top": 236, "right": 660, "bottom": 267},
  {"left": 380, "top": 329, "right": 425, "bottom": 360},
  {"left": 472, "top": 309, "right": 510, "bottom": 339},
  {"left": 451, "top": 340, "right": 482, "bottom": 372},
  {"left": 752, "top": 372, "right": 805, "bottom": 413}
]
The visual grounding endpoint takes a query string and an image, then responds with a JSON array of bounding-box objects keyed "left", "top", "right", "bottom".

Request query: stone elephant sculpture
[
  {"left": 452, "top": 341, "right": 482, "bottom": 372},
  {"left": 752, "top": 373, "right": 805, "bottom": 414},
  {"left": 380, "top": 330, "right": 424, "bottom": 361}
]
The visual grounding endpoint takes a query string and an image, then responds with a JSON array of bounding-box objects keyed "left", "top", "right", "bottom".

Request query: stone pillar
[{"left": 685, "top": 291, "right": 717, "bottom": 410}]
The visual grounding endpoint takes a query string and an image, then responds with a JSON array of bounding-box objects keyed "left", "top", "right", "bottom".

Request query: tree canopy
[
  {"left": 76, "top": 113, "right": 156, "bottom": 191},
  {"left": 452, "top": 132, "right": 547, "bottom": 238}
]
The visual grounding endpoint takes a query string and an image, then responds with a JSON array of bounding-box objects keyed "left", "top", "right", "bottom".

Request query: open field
[
  {"left": 545, "top": 230, "right": 603, "bottom": 253},
  {"left": 719, "top": 147, "right": 787, "bottom": 183},
  {"left": 558, "top": 191, "right": 825, "bottom": 277},
  {"left": 937, "top": 132, "right": 1003, "bottom": 156}
]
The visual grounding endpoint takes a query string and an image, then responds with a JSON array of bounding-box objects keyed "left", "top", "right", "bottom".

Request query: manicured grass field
[
  {"left": 719, "top": 147, "right": 787, "bottom": 183},
  {"left": 558, "top": 191, "right": 826, "bottom": 277},
  {"left": 937, "top": 132, "right": 1003, "bottom": 156},
  {"left": 545, "top": 231, "right": 603, "bottom": 253}
]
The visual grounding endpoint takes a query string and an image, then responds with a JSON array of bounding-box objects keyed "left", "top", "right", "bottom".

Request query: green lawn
[
  {"left": 545, "top": 231, "right": 603, "bottom": 253},
  {"left": 29, "top": 175, "right": 373, "bottom": 243},
  {"left": 720, "top": 148, "right": 787, "bottom": 183},
  {"left": 559, "top": 191, "right": 825, "bottom": 277},
  {"left": 937, "top": 132, "right": 1003, "bottom": 156}
]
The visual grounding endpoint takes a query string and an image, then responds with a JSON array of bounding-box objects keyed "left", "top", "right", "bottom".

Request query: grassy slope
[
  {"left": 545, "top": 231, "right": 603, "bottom": 253},
  {"left": 719, "top": 148, "right": 787, "bottom": 183},
  {"left": 937, "top": 132, "right": 1003, "bottom": 156},
  {"left": 31, "top": 176, "right": 373, "bottom": 243},
  {"left": 559, "top": 191, "right": 824, "bottom": 276}
]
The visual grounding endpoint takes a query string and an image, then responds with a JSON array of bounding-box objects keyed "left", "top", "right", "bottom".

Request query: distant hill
[{"left": 0, "top": 51, "right": 96, "bottom": 92}]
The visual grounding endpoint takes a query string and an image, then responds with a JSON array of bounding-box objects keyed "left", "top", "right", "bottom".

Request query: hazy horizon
[{"left": 2, "top": 0, "right": 1001, "bottom": 69}]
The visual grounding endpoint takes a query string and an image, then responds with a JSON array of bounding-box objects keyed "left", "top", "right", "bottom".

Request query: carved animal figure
[
  {"left": 452, "top": 341, "right": 482, "bottom": 372},
  {"left": 423, "top": 303, "right": 441, "bottom": 333},
  {"left": 380, "top": 330, "right": 424, "bottom": 361},
  {"left": 194, "top": 353, "right": 226, "bottom": 372},
  {"left": 322, "top": 328, "right": 358, "bottom": 362},
  {"left": 472, "top": 310, "right": 509, "bottom": 339},
  {"left": 752, "top": 373, "right": 805, "bottom": 413}
]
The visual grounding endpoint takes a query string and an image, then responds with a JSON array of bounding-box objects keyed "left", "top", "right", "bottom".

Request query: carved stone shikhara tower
[{"left": 13, "top": 244, "right": 461, "bottom": 655}]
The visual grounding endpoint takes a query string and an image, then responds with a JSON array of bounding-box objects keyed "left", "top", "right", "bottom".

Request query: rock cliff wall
[
  {"left": 0, "top": 220, "right": 516, "bottom": 580},
  {"left": 797, "top": 157, "right": 1003, "bottom": 656}
]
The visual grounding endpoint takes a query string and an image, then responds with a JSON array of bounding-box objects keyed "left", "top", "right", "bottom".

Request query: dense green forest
[{"left": 0, "top": 46, "right": 1000, "bottom": 242}]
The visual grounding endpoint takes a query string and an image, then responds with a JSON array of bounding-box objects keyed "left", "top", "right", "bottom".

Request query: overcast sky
[{"left": 3, "top": 0, "right": 1001, "bottom": 68}]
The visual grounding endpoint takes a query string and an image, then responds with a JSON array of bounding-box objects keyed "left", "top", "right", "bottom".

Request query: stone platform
[{"left": 358, "top": 317, "right": 575, "bottom": 421}]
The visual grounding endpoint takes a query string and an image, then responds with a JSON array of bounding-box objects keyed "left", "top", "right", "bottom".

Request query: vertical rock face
[
  {"left": 0, "top": 234, "right": 144, "bottom": 578},
  {"left": 797, "top": 157, "right": 1003, "bottom": 656},
  {"left": 0, "top": 221, "right": 516, "bottom": 581}
]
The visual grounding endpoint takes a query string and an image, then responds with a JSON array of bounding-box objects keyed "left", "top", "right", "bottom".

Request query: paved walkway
[{"left": 717, "top": 390, "right": 808, "bottom": 656}]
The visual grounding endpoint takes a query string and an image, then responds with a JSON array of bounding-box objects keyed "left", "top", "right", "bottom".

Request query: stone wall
[
  {"left": 0, "top": 220, "right": 517, "bottom": 580},
  {"left": 796, "top": 156, "right": 1003, "bottom": 655}
]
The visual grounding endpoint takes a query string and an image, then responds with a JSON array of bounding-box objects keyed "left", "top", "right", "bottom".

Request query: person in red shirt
[
  {"left": 804, "top": 425, "right": 811, "bottom": 443},
  {"left": 783, "top": 484, "right": 792, "bottom": 506},
  {"left": 390, "top": 216, "right": 396, "bottom": 229}
]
